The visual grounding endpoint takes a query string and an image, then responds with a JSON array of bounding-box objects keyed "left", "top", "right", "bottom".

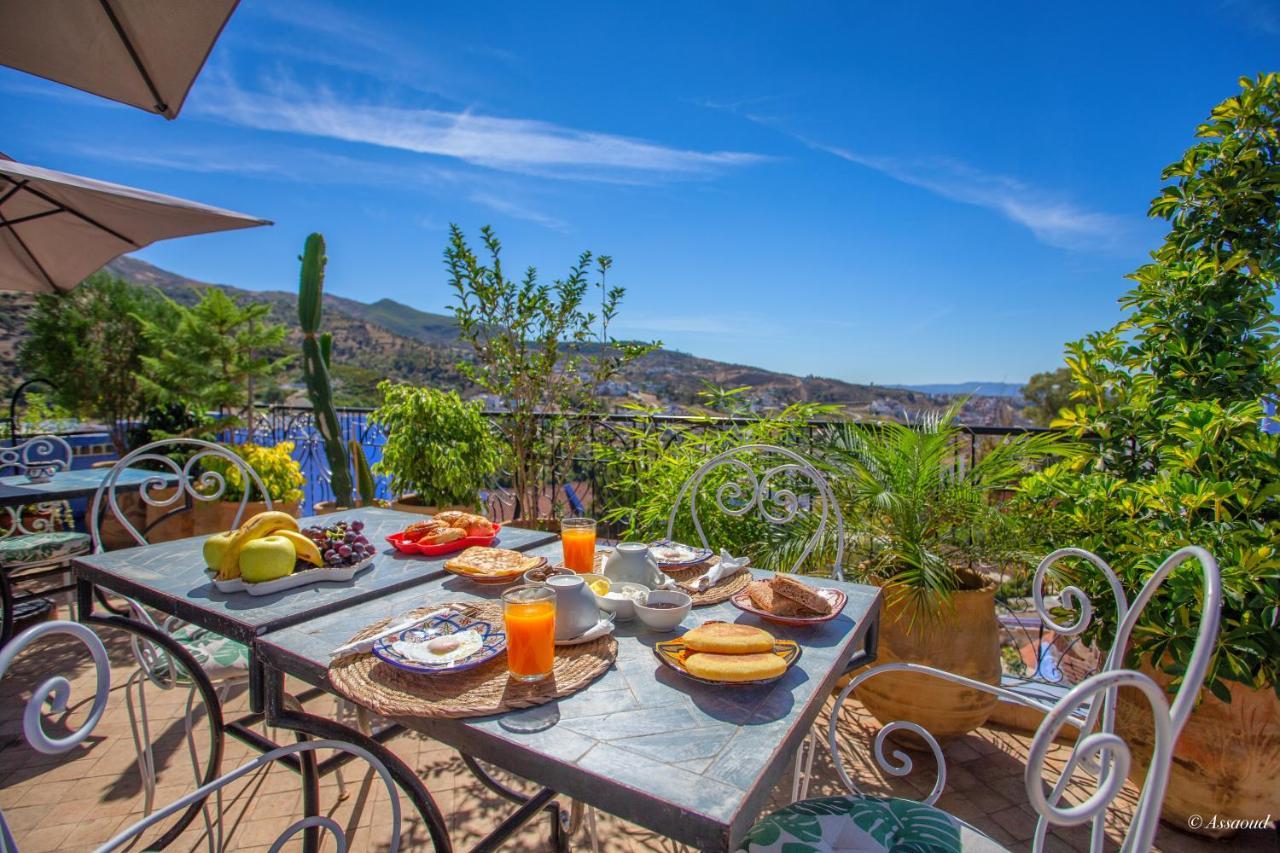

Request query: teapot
[{"left": 603, "top": 542, "right": 665, "bottom": 589}]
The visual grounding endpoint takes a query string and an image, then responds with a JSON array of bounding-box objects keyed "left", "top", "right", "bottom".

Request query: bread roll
[
  {"left": 685, "top": 651, "right": 786, "bottom": 682},
  {"left": 681, "top": 622, "right": 775, "bottom": 654}
]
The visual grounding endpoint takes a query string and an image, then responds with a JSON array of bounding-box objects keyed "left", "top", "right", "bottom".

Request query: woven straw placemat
[
  {"left": 590, "top": 550, "right": 751, "bottom": 606},
  {"left": 328, "top": 601, "right": 616, "bottom": 720}
]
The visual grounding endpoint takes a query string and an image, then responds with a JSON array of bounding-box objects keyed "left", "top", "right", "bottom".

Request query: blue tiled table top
[
  {"left": 71, "top": 508, "right": 560, "bottom": 644},
  {"left": 256, "top": 539, "right": 883, "bottom": 851},
  {"left": 0, "top": 467, "right": 175, "bottom": 507}
]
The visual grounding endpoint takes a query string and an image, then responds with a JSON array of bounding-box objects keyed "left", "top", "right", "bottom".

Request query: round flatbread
[
  {"left": 685, "top": 651, "right": 786, "bottom": 682},
  {"left": 681, "top": 622, "right": 775, "bottom": 654}
]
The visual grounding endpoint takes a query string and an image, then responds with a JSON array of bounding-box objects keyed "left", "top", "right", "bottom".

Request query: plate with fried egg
[{"left": 372, "top": 612, "right": 506, "bottom": 674}]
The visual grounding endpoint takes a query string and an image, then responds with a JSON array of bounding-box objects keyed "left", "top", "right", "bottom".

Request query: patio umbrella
[
  {"left": 0, "top": 0, "right": 240, "bottom": 119},
  {"left": 0, "top": 153, "right": 269, "bottom": 293}
]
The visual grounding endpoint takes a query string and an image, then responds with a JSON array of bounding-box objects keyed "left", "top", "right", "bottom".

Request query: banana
[
  {"left": 215, "top": 510, "right": 302, "bottom": 580},
  {"left": 274, "top": 529, "right": 323, "bottom": 567}
]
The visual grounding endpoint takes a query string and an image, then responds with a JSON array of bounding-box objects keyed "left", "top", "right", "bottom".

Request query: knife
[{"left": 329, "top": 607, "right": 452, "bottom": 658}]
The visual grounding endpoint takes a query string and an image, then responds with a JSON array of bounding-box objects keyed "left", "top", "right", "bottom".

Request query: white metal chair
[
  {"left": 0, "top": 619, "right": 434, "bottom": 852},
  {"left": 749, "top": 545, "right": 1222, "bottom": 852},
  {"left": 0, "top": 435, "right": 88, "bottom": 643},
  {"left": 89, "top": 439, "right": 271, "bottom": 823}
]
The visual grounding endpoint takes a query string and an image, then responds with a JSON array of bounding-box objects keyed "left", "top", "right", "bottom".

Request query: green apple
[
  {"left": 238, "top": 535, "right": 297, "bottom": 583},
  {"left": 202, "top": 532, "right": 234, "bottom": 571}
]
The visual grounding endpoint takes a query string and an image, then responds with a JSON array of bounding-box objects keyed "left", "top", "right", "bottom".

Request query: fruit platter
[
  {"left": 204, "top": 511, "right": 378, "bottom": 596},
  {"left": 386, "top": 511, "right": 500, "bottom": 556}
]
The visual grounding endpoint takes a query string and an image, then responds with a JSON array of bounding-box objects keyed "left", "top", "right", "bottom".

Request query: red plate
[
  {"left": 729, "top": 586, "right": 847, "bottom": 625},
  {"left": 385, "top": 525, "right": 501, "bottom": 556}
]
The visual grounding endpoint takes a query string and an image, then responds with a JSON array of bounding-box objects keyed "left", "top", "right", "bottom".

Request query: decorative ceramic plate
[
  {"left": 648, "top": 540, "right": 714, "bottom": 567},
  {"left": 371, "top": 612, "right": 507, "bottom": 674},
  {"left": 386, "top": 525, "right": 501, "bottom": 556},
  {"left": 442, "top": 556, "right": 547, "bottom": 586},
  {"left": 210, "top": 556, "right": 375, "bottom": 597},
  {"left": 729, "top": 587, "right": 848, "bottom": 626},
  {"left": 652, "top": 637, "right": 801, "bottom": 687}
]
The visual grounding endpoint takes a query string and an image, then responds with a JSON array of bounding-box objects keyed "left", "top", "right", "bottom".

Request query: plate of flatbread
[
  {"left": 731, "top": 574, "right": 846, "bottom": 625},
  {"left": 442, "top": 546, "right": 547, "bottom": 585}
]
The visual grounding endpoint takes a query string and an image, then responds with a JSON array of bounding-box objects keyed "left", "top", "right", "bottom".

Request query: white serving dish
[
  {"left": 596, "top": 581, "right": 649, "bottom": 622},
  {"left": 209, "top": 556, "right": 375, "bottom": 596},
  {"left": 633, "top": 589, "right": 693, "bottom": 632}
]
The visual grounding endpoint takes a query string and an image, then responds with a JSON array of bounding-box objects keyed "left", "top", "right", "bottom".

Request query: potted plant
[
  {"left": 815, "top": 406, "right": 1063, "bottom": 743},
  {"left": 193, "top": 441, "right": 304, "bottom": 532},
  {"left": 1021, "top": 74, "right": 1280, "bottom": 833},
  {"left": 370, "top": 381, "right": 504, "bottom": 514}
]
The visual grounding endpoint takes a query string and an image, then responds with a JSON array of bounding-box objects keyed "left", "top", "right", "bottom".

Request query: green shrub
[{"left": 202, "top": 441, "right": 304, "bottom": 504}]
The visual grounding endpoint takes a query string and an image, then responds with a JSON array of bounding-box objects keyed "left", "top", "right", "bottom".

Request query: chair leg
[
  {"left": 792, "top": 728, "right": 817, "bottom": 802},
  {"left": 185, "top": 682, "right": 233, "bottom": 853},
  {"left": 124, "top": 669, "right": 157, "bottom": 817}
]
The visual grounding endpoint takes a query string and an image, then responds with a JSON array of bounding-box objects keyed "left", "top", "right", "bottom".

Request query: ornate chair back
[
  {"left": 829, "top": 545, "right": 1222, "bottom": 852},
  {"left": 0, "top": 434, "right": 74, "bottom": 538},
  {"left": 89, "top": 438, "right": 272, "bottom": 550},
  {"left": 666, "top": 443, "right": 845, "bottom": 579}
]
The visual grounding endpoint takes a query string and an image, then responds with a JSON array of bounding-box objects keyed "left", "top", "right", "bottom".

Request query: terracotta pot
[
  {"left": 505, "top": 518, "right": 562, "bottom": 533},
  {"left": 139, "top": 486, "right": 195, "bottom": 543},
  {"left": 1115, "top": 660, "right": 1280, "bottom": 837},
  {"left": 191, "top": 499, "right": 300, "bottom": 534},
  {"left": 388, "top": 493, "right": 472, "bottom": 516},
  {"left": 854, "top": 577, "right": 1001, "bottom": 746},
  {"left": 312, "top": 499, "right": 363, "bottom": 516}
]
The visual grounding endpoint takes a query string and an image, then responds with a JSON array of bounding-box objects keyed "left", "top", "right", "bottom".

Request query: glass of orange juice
[
  {"left": 561, "top": 517, "right": 597, "bottom": 573},
  {"left": 502, "top": 585, "right": 556, "bottom": 682}
]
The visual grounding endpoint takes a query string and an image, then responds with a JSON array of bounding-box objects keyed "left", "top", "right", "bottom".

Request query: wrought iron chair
[
  {"left": 0, "top": 619, "right": 448, "bottom": 852},
  {"left": 88, "top": 439, "right": 272, "bottom": 821},
  {"left": 666, "top": 443, "right": 847, "bottom": 802},
  {"left": 747, "top": 546, "right": 1222, "bottom": 852},
  {"left": 0, "top": 435, "right": 89, "bottom": 645}
]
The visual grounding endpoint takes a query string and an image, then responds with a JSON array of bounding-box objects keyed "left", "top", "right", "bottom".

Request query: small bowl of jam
[{"left": 633, "top": 589, "right": 692, "bottom": 632}]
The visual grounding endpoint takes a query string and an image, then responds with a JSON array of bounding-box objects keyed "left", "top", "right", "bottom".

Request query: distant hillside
[
  {"left": 0, "top": 256, "right": 1024, "bottom": 423},
  {"left": 896, "top": 381, "right": 1025, "bottom": 398}
]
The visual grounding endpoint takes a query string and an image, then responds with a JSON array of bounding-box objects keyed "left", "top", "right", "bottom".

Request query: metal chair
[
  {"left": 0, "top": 435, "right": 88, "bottom": 645},
  {"left": 748, "top": 546, "right": 1222, "bottom": 852},
  {"left": 0, "top": 618, "right": 448, "bottom": 852},
  {"left": 89, "top": 439, "right": 271, "bottom": 824}
]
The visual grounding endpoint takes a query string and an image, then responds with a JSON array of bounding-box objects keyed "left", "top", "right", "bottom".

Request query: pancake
[
  {"left": 684, "top": 651, "right": 787, "bottom": 683},
  {"left": 681, "top": 622, "right": 775, "bottom": 654}
]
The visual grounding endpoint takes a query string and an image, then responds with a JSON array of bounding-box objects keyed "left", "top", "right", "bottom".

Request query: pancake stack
[{"left": 679, "top": 623, "right": 786, "bottom": 682}]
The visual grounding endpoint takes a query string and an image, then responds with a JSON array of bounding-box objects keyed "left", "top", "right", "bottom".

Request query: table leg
[{"left": 459, "top": 754, "right": 571, "bottom": 851}]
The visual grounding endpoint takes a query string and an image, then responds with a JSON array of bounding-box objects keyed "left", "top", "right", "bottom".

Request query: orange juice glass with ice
[
  {"left": 503, "top": 585, "right": 556, "bottom": 682},
  {"left": 560, "top": 517, "right": 597, "bottom": 573}
]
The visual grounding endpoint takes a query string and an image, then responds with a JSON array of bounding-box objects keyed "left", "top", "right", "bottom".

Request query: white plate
[{"left": 210, "top": 556, "right": 375, "bottom": 596}]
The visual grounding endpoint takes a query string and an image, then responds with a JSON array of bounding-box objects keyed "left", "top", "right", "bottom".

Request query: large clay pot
[
  {"left": 855, "top": 577, "right": 1001, "bottom": 745},
  {"left": 191, "top": 499, "right": 300, "bottom": 534},
  {"left": 140, "top": 486, "right": 194, "bottom": 543},
  {"left": 1115, "top": 660, "right": 1280, "bottom": 837},
  {"left": 388, "top": 493, "right": 471, "bottom": 516}
]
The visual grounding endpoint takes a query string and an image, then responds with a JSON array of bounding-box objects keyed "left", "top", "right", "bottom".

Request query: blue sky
[{"left": 2, "top": 1, "right": 1277, "bottom": 384}]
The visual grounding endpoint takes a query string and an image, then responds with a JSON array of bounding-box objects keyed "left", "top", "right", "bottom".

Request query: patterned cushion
[
  {"left": 0, "top": 531, "right": 90, "bottom": 567},
  {"left": 168, "top": 626, "right": 250, "bottom": 682},
  {"left": 740, "top": 795, "right": 1008, "bottom": 853}
]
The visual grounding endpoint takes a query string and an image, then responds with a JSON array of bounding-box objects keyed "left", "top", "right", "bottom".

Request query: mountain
[
  {"left": 895, "top": 382, "right": 1025, "bottom": 398},
  {"left": 1, "top": 256, "right": 1028, "bottom": 423}
]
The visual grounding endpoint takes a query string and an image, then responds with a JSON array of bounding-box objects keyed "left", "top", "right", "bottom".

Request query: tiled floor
[{"left": 0, "top": 610, "right": 1275, "bottom": 852}]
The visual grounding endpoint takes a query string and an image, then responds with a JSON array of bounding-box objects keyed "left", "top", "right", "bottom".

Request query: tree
[
  {"left": 18, "top": 272, "right": 175, "bottom": 453},
  {"left": 1022, "top": 73, "right": 1280, "bottom": 698},
  {"left": 137, "top": 287, "right": 293, "bottom": 426},
  {"left": 1020, "top": 367, "right": 1077, "bottom": 426},
  {"left": 445, "top": 225, "right": 658, "bottom": 520}
]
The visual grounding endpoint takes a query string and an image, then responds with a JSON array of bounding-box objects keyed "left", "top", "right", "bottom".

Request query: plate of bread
[
  {"left": 386, "top": 512, "right": 500, "bottom": 556},
  {"left": 442, "top": 546, "right": 547, "bottom": 585},
  {"left": 653, "top": 622, "right": 800, "bottom": 686},
  {"left": 732, "top": 574, "right": 846, "bottom": 625}
]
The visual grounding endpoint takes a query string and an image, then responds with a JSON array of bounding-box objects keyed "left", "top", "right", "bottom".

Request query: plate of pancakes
[
  {"left": 441, "top": 546, "right": 547, "bottom": 585},
  {"left": 731, "top": 574, "right": 846, "bottom": 626},
  {"left": 653, "top": 622, "right": 800, "bottom": 687}
]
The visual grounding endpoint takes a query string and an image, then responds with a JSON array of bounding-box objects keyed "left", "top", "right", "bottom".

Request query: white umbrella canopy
[
  {"left": 0, "top": 153, "right": 270, "bottom": 293},
  {"left": 0, "top": 0, "right": 240, "bottom": 119}
]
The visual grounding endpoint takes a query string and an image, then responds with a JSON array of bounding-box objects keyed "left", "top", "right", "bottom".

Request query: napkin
[
  {"left": 555, "top": 615, "right": 616, "bottom": 645},
  {"left": 329, "top": 607, "right": 453, "bottom": 658},
  {"left": 687, "top": 550, "right": 751, "bottom": 592}
]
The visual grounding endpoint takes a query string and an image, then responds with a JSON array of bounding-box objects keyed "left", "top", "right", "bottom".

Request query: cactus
[
  {"left": 298, "top": 234, "right": 354, "bottom": 507},
  {"left": 350, "top": 439, "right": 376, "bottom": 506}
]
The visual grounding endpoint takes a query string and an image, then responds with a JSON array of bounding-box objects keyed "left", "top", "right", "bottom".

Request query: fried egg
[{"left": 392, "top": 627, "right": 484, "bottom": 666}]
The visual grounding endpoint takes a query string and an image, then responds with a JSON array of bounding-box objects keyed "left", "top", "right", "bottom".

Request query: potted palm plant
[
  {"left": 818, "top": 406, "right": 1063, "bottom": 742},
  {"left": 369, "top": 381, "right": 504, "bottom": 514}
]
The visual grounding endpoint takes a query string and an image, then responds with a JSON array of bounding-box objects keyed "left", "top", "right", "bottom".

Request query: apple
[
  {"left": 238, "top": 535, "right": 297, "bottom": 583},
  {"left": 202, "top": 532, "right": 234, "bottom": 571}
]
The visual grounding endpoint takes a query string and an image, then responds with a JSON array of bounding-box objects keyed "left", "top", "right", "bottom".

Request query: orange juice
[
  {"left": 561, "top": 517, "right": 597, "bottom": 573},
  {"left": 503, "top": 587, "right": 556, "bottom": 682}
]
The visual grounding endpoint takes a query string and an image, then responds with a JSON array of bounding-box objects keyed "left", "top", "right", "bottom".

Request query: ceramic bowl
[
  {"left": 522, "top": 564, "right": 575, "bottom": 585},
  {"left": 633, "top": 590, "right": 693, "bottom": 632},
  {"left": 596, "top": 581, "right": 649, "bottom": 622},
  {"left": 578, "top": 573, "right": 612, "bottom": 597}
]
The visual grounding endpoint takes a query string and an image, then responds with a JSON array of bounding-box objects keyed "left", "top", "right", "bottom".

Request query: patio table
[
  {"left": 254, "top": 538, "right": 883, "bottom": 851},
  {"left": 0, "top": 466, "right": 173, "bottom": 507}
]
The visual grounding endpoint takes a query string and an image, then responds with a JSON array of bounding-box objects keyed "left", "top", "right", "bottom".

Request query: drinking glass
[
  {"left": 502, "top": 584, "right": 556, "bottom": 682},
  {"left": 560, "top": 517, "right": 597, "bottom": 573}
]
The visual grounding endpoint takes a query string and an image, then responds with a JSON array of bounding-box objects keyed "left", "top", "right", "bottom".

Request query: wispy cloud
[
  {"left": 1220, "top": 0, "right": 1280, "bottom": 34},
  {"left": 468, "top": 193, "right": 569, "bottom": 233},
  {"left": 192, "top": 72, "right": 767, "bottom": 183}
]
